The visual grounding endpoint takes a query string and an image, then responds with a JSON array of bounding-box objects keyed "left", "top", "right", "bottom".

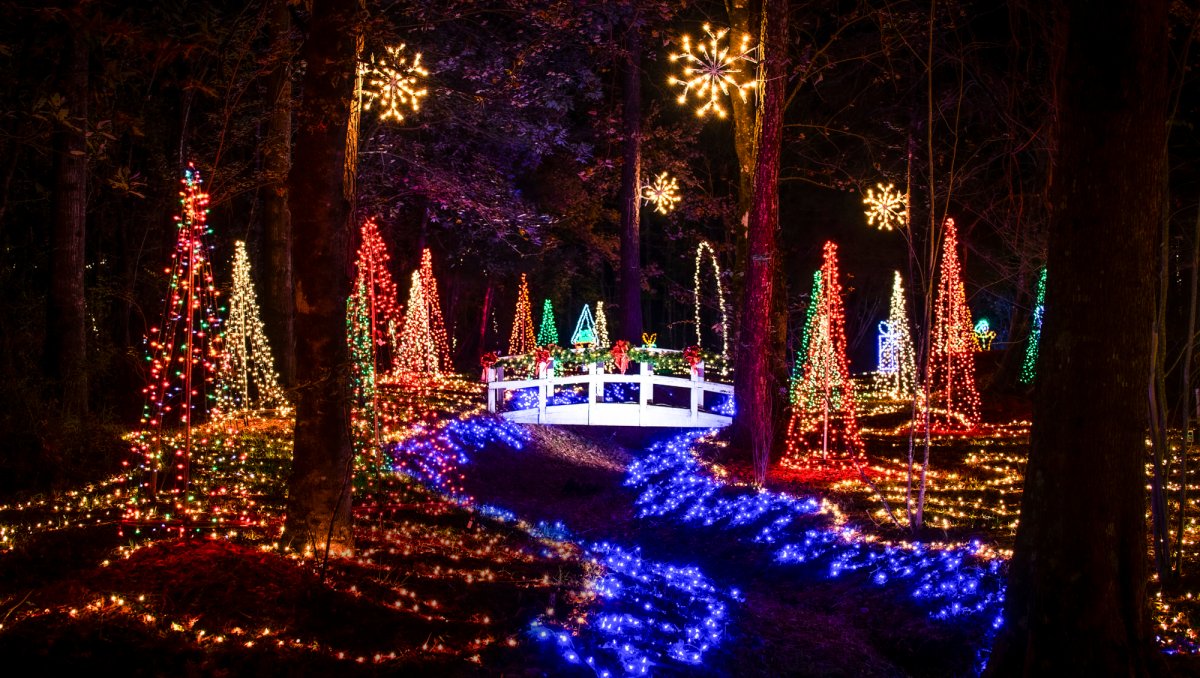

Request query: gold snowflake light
[
  {"left": 641, "top": 172, "right": 681, "bottom": 214},
  {"left": 363, "top": 44, "right": 428, "bottom": 123},
  {"left": 863, "top": 182, "right": 907, "bottom": 231},
  {"left": 668, "top": 24, "right": 756, "bottom": 119}
]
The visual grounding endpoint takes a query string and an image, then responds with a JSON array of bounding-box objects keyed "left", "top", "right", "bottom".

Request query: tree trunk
[
  {"left": 728, "top": 0, "right": 758, "bottom": 217},
  {"left": 1178, "top": 198, "right": 1200, "bottom": 578},
  {"left": 46, "top": 28, "right": 88, "bottom": 417},
  {"left": 733, "top": 0, "right": 787, "bottom": 484},
  {"left": 618, "top": 18, "right": 643, "bottom": 342},
  {"left": 283, "top": 0, "right": 358, "bottom": 557},
  {"left": 261, "top": 0, "right": 295, "bottom": 389},
  {"left": 986, "top": 0, "right": 1167, "bottom": 673}
]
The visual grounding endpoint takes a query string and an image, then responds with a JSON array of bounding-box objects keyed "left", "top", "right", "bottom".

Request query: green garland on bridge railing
[{"left": 494, "top": 346, "right": 729, "bottom": 381}]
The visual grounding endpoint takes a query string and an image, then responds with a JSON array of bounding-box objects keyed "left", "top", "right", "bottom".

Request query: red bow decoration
[
  {"left": 683, "top": 345, "right": 702, "bottom": 368},
  {"left": 612, "top": 340, "right": 631, "bottom": 374},
  {"left": 480, "top": 351, "right": 499, "bottom": 369}
]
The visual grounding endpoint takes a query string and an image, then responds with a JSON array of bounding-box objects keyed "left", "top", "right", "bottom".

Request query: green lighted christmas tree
[
  {"left": 538, "top": 298, "right": 559, "bottom": 346},
  {"left": 1020, "top": 267, "right": 1047, "bottom": 384}
]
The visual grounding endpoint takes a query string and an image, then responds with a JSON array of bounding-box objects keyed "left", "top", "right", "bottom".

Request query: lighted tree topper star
[
  {"left": 668, "top": 24, "right": 756, "bottom": 119},
  {"left": 363, "top": 44, "right": 428, "bottom": 123},
  {"left": 641, "top": 172, "right": 681, "bottom": 214},
  {"left": 863, "top": 182, "right": 907, "bottom": 231}
]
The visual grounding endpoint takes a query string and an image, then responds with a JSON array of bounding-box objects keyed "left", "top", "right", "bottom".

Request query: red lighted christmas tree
[
  {"left": 508, "top": 273, "right": 537, "bottom": 354},
  {"left": 127, "top": 163, "right": 223, "bottom": 522},
  {"left": 783, "top": 241, "right": 864, "bottom": 468},
  {"left": 926, "top": 217, "right": 981, "bottom": 431},
  {"left": 349, "top": 217, "right": 402, "bottom": 380}
]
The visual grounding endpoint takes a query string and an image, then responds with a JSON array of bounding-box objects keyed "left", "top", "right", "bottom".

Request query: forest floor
[{"left": 3, "top": 379, "right": 1200, "bottom": 676}]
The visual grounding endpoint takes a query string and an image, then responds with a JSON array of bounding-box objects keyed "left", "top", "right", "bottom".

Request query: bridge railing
[{"left": 484, "top": 351, "right": 734, "bottom": 427}]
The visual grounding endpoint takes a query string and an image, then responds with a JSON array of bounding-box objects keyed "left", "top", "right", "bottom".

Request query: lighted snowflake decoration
[
  {"left": 668, "top": 24, "right": 756, "bottom": 119},
  {"left": 641, "top": 172, "right": 681, "bottom": 214},
  {"left": 863, "top": 182, "right": 907, "bottom": 231},
  {"left": 362, "top": 44, "right": 429, "bottom": 123}
]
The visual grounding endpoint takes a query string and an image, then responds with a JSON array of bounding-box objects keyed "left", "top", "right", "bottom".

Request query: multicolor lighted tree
[
  {"left": 694, "top": 241, "right": 729, "bottom": 363},
  {"left": 508, "top": 274, "right": 537, "bottom": 355},
  {"left": 594, "top": 300, "right": 610, "bottom": 349},
  {"left": 395, "top": 271, "right": 440, "bottom": 375},
  {"left": 571, "top": 304, "right": 597, "bottom": 346},
  {"left": 877, "top": 271, "right": 918, "bottom": 401},
  {"left": 668, "top": 23, "right": 756, "bottom": 119},
  {"left": 215, "top": 241, "right": 289, "bottom": 418},
  {"left": 784, "top": 242, "right": 863, "bottom": 467},
  {"left": 789, "top": 270, "right": 822, "bottom": 405},
  {"left": 349, "top": 218, "right": 402, "bottom": 373},
  {"left": 927, "top": 218, "right": 982, "bottom": 431},
  {"left": 362, "top": 44, "right": 428, "bottom": 123},
  {"left": 538, "top": 298, "right": 559, "bottom": 346},
  {"left": 1020, "top": 267, "right": 1047, "bottom": 384},
  {"left": 418, "top": 248, "right": 453, "bottom": 372},
  {"left": 128, "top": 164, "right": 223, "bottom": 521}
]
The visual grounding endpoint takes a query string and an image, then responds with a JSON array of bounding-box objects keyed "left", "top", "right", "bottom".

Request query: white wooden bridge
[{"left": 484, "top": 350, "right": 734, "bottom": 428}]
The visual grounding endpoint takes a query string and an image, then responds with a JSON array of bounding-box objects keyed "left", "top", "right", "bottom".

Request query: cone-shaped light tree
[
  {"left": 538, "top": 298, "right": 559, "bottom": 346},
  {"left": 1020, "top": 267, "right": 1047, "bottom": 384},
  {"left": 417, "top": 248, "right": 452, "bottom": 372},
  {"left": 127, "top": 164, "right": 223, "bottom": 522},
  {"left": 783, "top": 242, "right": 863, "bottom": 468},
  {"left": 926, "top": 217, "right": 981, "bottom": 431},
  {"left": 349, "top": 217, "right": 401, "bottom": 376},
  {"left": 508, "top": 274, "right": 537, "bottom": 354},
  {"left": 216, "top": 241, "right": 289, "bottom": 416},
  {"left": 395, "top": 271, "right": 440, "bottom": 375},
  {"left": 878, "top": 271, "right": 918, "bottom": 401}
]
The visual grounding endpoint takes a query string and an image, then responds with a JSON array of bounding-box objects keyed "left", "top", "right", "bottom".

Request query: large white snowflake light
[
  {"left": 668, "top": 24, "right": 756, "bottom": 119},
  {"left": 363, "top": 44, "right": 428, "bottom": 123},
  {"left": 641, "top": 172, "right": 681, "bottom": 214},
  {"left": 863, "top": 182, "right": 907, "bottom": 231}
]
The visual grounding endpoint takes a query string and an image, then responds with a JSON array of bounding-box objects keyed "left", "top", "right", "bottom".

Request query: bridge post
[
  {"left": 537, "top": 359, "right": 551, "bottom": 423},
  {"left": 639, "top": 360, "right": 650, "bottom": 424},
  {"left": 691, "top": 361, "right": 703, "bottom": 420},
  {"left": 486, "top": 366, "right": 497, "bottom": 412}
]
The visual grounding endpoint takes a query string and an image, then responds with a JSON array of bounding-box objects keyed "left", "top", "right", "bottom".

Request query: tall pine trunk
[
  {"left": 734, "top": 0, "right": 787, "bottom": 484},
  {"left": 262, "top": 0, "right": 295, "bottom": 388},
  {"left": 986, "top": 0, "right": 1167, "bottom": 673},
  {"left": 618, "top": 19, "right": 643, "bottom": 342},
  {"left": 283, "top": 0, "right": 357, "bottom": 557},
  {"left": 47, "top": 28, "right": 88, "bottom": 418}
]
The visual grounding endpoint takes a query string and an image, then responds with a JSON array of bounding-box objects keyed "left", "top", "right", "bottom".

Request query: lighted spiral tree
[
  {"left": 926, "top": 218, "right": 982, "bottom": 431},
  {"left": 418, "top": 248, "right": 453, "bottom": 373},
  {"left": 538, "top": 299, "right": 559, "bottom": 347},
  {"left": 508, "top": 274, "right": 537, "bottom": 355},
  {"left": 783, "top": 242, "right": 864, "bottom": 468},
  {"left": 127, "top": 164, "right": 223, "bottom": 524},
  {"left": 215, "top": 241, "right": 289, "bottom": 418},
  {"left": 668, "top": 23, "right": 756, "bottom": 119},
  {"left": 1020, "top": 267, "right": 1047, "bottom": 384},
  {"left": 877, "top": 271, "right": 918, "bottom": 401}
]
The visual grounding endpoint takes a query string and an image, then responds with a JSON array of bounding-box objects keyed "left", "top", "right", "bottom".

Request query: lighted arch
[{"left": 693, "top": 241, "right": 729, "bottom": 362}]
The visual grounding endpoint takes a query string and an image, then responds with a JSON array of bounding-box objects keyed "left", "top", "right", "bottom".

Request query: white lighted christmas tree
[
  {"left": 418, "top": 248, "right": 452, "bottom": 372},
  {"left": 395, "top": 271, "right": 440, "bottom": 375},
  {"left": 594, "top": 300, "right": 610, "bottom": 349},
  {"left": 877, "top": 271, "right": 918, "bottom": 401},
  {"left": 216, "top": 241, "right": 289, "bottom": 417}
]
